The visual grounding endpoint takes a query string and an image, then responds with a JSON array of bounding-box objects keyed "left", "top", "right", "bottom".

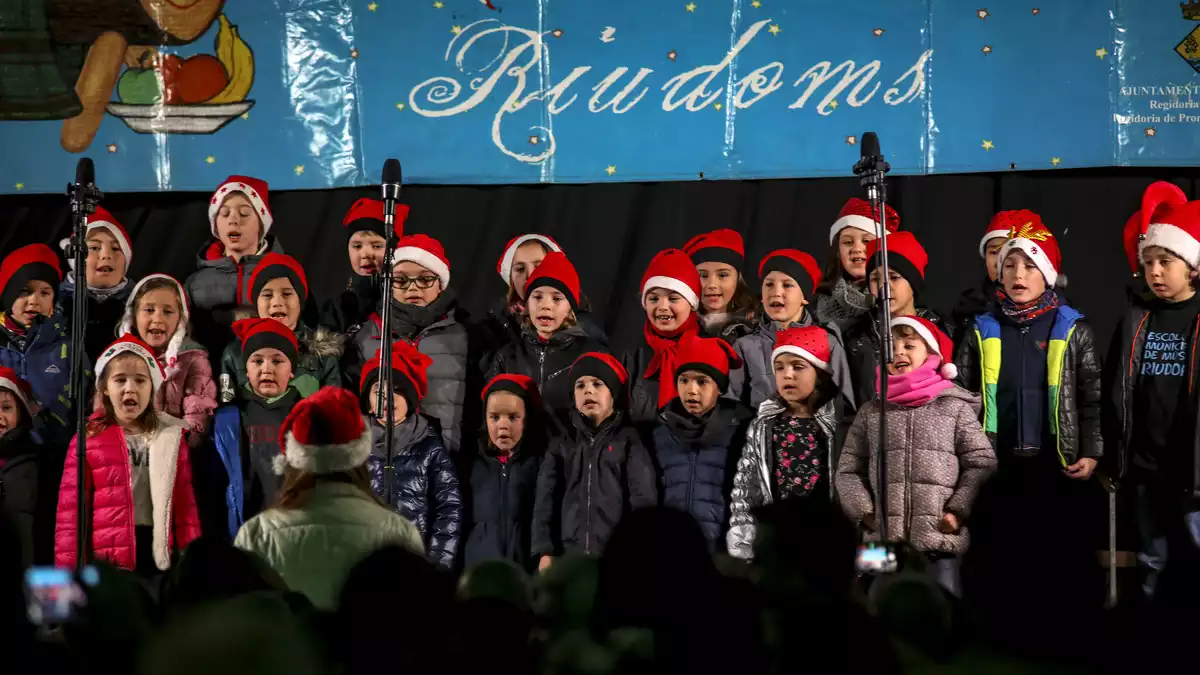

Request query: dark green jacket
[{"left": 219, "top": 322, "right": 343, "bottom": 402}]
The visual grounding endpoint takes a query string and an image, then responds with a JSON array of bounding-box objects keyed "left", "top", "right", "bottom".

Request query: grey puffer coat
[
  {"left": 728, "top": 312, "right": 856, "bottom": 412},
  {"left": 835, "top": 385, "right": 997, "bottom": 555},
  {"left": 354, "top": 311, "right": 474, "bottom": 453},
  {"left": 726, "top": 396, "right": 838, "bottom": 561},
  {"left": 185, "top": 236, "right": 284, "bottom": 356}
]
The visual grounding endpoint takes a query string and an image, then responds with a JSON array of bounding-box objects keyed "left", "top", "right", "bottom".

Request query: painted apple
[
  {"left": 175, "top": 54, "right": 230, "bottom": 103},
  {"left": 159, "top": 54, "right": 184, "bottom": 104},
  {"left": 116, "top": 68, "right": 162, "bottom": 104}
]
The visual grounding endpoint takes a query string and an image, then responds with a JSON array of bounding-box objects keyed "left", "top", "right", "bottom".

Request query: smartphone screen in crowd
[
  {"left": 855, "top": 543, "right": 899, "bottom": 575},
  {"left": 23, "top": 566, "right": 98, "bottom": 625}
]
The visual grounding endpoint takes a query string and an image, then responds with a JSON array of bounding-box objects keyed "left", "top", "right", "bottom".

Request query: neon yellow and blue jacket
[{"left": 961, "top": 305, "right": 1103, "bottom": 467}]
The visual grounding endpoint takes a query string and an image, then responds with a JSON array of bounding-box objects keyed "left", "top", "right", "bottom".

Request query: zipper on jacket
[
  {"left": 537, "top": 346, "right": 547, "bottom": 389},
  {"left": 585, "top": 457, "right": 593, "bottom": 554},
  {"left": 500, "top": 460, "right": 509, "bottom": 555},
  {"left": 1018, "top": 326, "right": 1028, "bottom": 453},
  {"left": 686, "top": 451, "right": 697, "bottom": 511},
  {"left": 904, "top": 408, "right": 914, "bottom": 541}
]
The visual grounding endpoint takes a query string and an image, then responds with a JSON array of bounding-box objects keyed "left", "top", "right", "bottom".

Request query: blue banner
[{"left": 0, "top": 1, "right": 1197, "bottom": 194}]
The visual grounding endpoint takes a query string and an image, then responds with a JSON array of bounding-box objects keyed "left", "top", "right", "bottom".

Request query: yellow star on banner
[
  {"left": 433, "top": 0, "right": 443, "bottom": 7},
  {"left": 686, "top": 2, "right": 696, "bottom": 11},
  {"left": 977, "top": 9, "right": 989, "bottom": 20},
  {"left": 982, "top": 45, "right": 992, "bottom": 54},
  {"left": 295, "top": 165, "right": 305, "bottom": 176},
  {"left": 768, "top": 24, "right": 781, "bottom": 36},
  {"left": 241, "top": 112, "right": 249, "bottom": 120},
  {"left": 1145, "top": 127, "right": 1157, "bottom": 137},
  {"left": 846, "top": 135, "right": 857, "bottom": 145},
  {"left": 829, "top": 100, "right": 838, "bottom": 110},
  {"left": 714, "top": 102, "right": 723, "bottom": 110},
  {"left": 368, "top": 2, "right": 378, "bottom": 10},
  {"left": 981, "top": 139, "right": 995, "bottom": 151},
  {"left": 106, "top": 144, "right": 118, "bottom": 153},
  {"left": 205, "top": 156, "right": 216, "bottom": 164},
  {"left": 605, "top": 165, "right": 617, "bottom": 176},
  {"left": 396, "top": 102, "right": 406, "bottom": 110},
  {"left": 1096, "top": 47, "right": 1108, "bottom": 59},
  {"left": 350, "top": 48, "right": 359, "bottom": 59},
  {"left": 529, "top": 136, "right": 540, "bottom": 145},
  {"left": 1032, "top": 8, "right": 1040, "bottom": 15},
  {"left": 451, "top": 25, "right": 462, "bottom": 35},
  {"left": 872, "top": 27, "right": 885, "bottom": 37},
  {"left": 14, "top": 183, "right": 23, "bottom": 190},
  {"left": 1051, "top": 157, "right": 1062, "bottom": 166},
  {"left": 751, "top": 0, "right": 761, "bottom": 6}
]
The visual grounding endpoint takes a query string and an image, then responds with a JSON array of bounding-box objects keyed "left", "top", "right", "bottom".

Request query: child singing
[
  {"left": 682, "top": 229, "right": 757, "bottom": 343},
  {"left": 812, "top": 198, "right": 900, "bottom": 333}
]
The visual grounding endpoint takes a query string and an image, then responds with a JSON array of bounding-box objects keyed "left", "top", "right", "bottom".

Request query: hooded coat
[
  {"left": 462, "top": 437, "right": 542, "bottom": 572},
  {"left": 834, "top": 385, "right": 997, "bottom": 555},
  {"left": 532, "top": 410, "right": 658, "bottom": 558},
  {"left": 234, "top": 482, "right": 424, "bottom": 610},
  {"left": 155, "top": 338, "right": 218, "bottom": 442},
  {"left": 57, "top": 275, "right": 133, "bottom": 367},
  {"left": 55, "top": 412, "right": 202, "bottom": 571},
  {"left": 652, "top": 398, "right": 753, "bottom": 550},
  {"left": 219, "top": 323, "right": 343, "bottom": 403},
  {"left": 365, "top": 414, "right": 462, "bottom": 570}
]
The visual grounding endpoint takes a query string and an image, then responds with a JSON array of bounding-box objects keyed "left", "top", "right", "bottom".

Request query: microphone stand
[
  {"left": 853, "top": 143, "right": 892, "bottom": 543},
  {"left": 67, "top": 164, "right": 102, "bottom": 569},
  {"left": 377, "top": 166, "right": 401, "bottom": 505}
]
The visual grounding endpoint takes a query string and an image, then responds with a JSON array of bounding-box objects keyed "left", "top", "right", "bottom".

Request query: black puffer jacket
[
  {"left": 532, "top": 410, "right": 657, "bottom": 558},
  {"left": 366, "top": 414, "right": 462, "bottom": 570},
  {"left": 845, "top": 307, "right": 951, "bottom": 407},
  {"left": 0, "top": 425, "right": 55, "bottom": 567},
  {"left": 486, "top": 324, "right": 607, "bottom": 425},
  {"left": 652, "top": 399, "right": 752, "bottom": 551},
  {"left": 950, "top": 277, "right": 996, "bottom": 353},
  {"left": 462, "top": 438, "right": 542, "bottom": 572},
  {"left": 57, "top": 275, "right": 133, "bottom": 367},
  {"left": 955, "top": 304, "right": 1103, "bottom": 467},
  {"left": 1103, "top": 300, "right": 1200, "bottom": 495},
  {"left": 622, "top": 346, "right": 666, "bottom": 430}
]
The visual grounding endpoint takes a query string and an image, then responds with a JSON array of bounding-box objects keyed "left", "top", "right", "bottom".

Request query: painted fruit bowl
[{"left": 104, "top": 100, "right": 254, "bottom": 134}]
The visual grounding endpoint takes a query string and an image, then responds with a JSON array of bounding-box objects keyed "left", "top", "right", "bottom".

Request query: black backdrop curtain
[{"left": 3, "top": 167, "right": 1198, "bottom": 354}]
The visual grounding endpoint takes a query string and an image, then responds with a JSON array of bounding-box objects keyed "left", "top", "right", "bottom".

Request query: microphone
[
  {"left": 860, "top": 132, "right": 880, "bottom": 161},
  {"left": 381, "top": 158, "right": 402, "bottom": 222},
  {"left": 75, "top": 157, "right": 95, "bottom": 189}
]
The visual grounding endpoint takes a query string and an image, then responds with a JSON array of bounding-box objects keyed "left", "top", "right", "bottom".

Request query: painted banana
[{"left": 209, "top": 14, "right": 254, "bottom": 104}]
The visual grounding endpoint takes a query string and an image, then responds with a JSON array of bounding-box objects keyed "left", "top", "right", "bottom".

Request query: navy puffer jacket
[
  {"left": 462, "top": 438, "right": 542, "bottom": 572},
  {"left": 0, "top": 313, "right": 89, "bottom": 448},
  {"left": 366, "top": 414, "right": 462, "bottom": 570},
  {"left": 652, "top": 398, "right": 753, "bottom": 550}
]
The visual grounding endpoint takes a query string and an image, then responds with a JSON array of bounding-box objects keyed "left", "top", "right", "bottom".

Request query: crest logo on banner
[{"left": 1176, "top": 1, "right": 1200, "bottom": 72}]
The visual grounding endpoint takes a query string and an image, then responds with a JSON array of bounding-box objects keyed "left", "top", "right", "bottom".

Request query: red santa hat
[
  {"left": 683, "top": 229, "right": 745, "bottom": 270},
  {"left": 829, "top": 197, "right": 900, "bottom": 244},
  {"left": 891, "top": 316, "right": 957, "bottom": 380},
  {"left": 674, "top": 335, "right": 742, "bottom": 393},
  {"left": 232, "top": 318, "right": 299, "bottom": 368},
  {"left": 119, "top": 274, "right": 191, "bottom": 378},
  {"left": 95, "top": 334, "right": 165, "bottom": 394},
  {"left": 979, "top": 210, "right": 1038, "bottom": 258},
  {"left": 247, "top": 252, "right": 309, "bottom": 305},
  {"left": 524, "top": 251, "right": 582, "bottom": 310},
  {"left": 771, "top": 326, "right": 833, "bottom": 373},
  {"left": 359, "top": 340, "right": 433, "bottom": 414},
  {"left": 208, "top": 175, "right": 273, "bottom": 237},
  {"left": 1138, "top": 181, "right": 1200, "bottom": 269},
  {"left": 640, "top": 249, "right": 701, "bottom": 310},
  {"left": 0, "top": 366, "right": 36, "bottom": 419},
  {"left": 59, "top": 206, "right": 133, "bottom": 272},
  {"left": 343, "top": 197, "right": 408, "bottom": 241},
  {"left": 866, "top": 231, "right": 929, "bottom": 298},
  {"left": 569, "top": 352, "right": 628, "bottom": 401},
  {"left": 996, "top": 213, "right": 1062, "bottom": 287},
  {"left": 482, "top": 373, "right": 542, "bottom": 410},
  {"left": 274, "top": 386, "right": 371, "bottom": 476},
  {"left": 758, "top": 249, "right": 822, "bottom": 300},
  {"left": 497, "top": 234, "right": 563, "bottom": 285},
  {"left": 0, "top": 244, "right": 62, "bottom": 311},
  {"left": 393, "top": 233, "right": 451, "bottom": 289}
]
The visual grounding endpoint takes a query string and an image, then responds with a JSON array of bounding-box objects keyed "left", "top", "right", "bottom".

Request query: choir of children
[{"left": 4, "top": 176, "right": 1196, "bottom": 615}]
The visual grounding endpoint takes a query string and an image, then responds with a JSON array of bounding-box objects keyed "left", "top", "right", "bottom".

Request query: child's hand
[
  {"left": 1064, "top": 458, "right": 1097, "bottom": 480},
  {"left": 538, "top": 555, "right": 554, "bottom": 573},
  {"left": 938, "top": 513, "right": 960, "bottom": 534}
]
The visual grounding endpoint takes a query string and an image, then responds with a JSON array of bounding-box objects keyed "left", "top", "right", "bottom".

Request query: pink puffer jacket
[
  {"left": 156, "top": 342, "right": 218, "bottom": 442},
  {"left": 55, "top": 412, "right": 202, "bottom": 571}
]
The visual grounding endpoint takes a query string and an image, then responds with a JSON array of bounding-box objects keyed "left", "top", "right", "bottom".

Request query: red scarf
[
  {"left": 643, "top": 314, "right": 700, "bottom": 409},
  {"left": 1, "top": 313, "right": 26, "bottom": 336}
]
